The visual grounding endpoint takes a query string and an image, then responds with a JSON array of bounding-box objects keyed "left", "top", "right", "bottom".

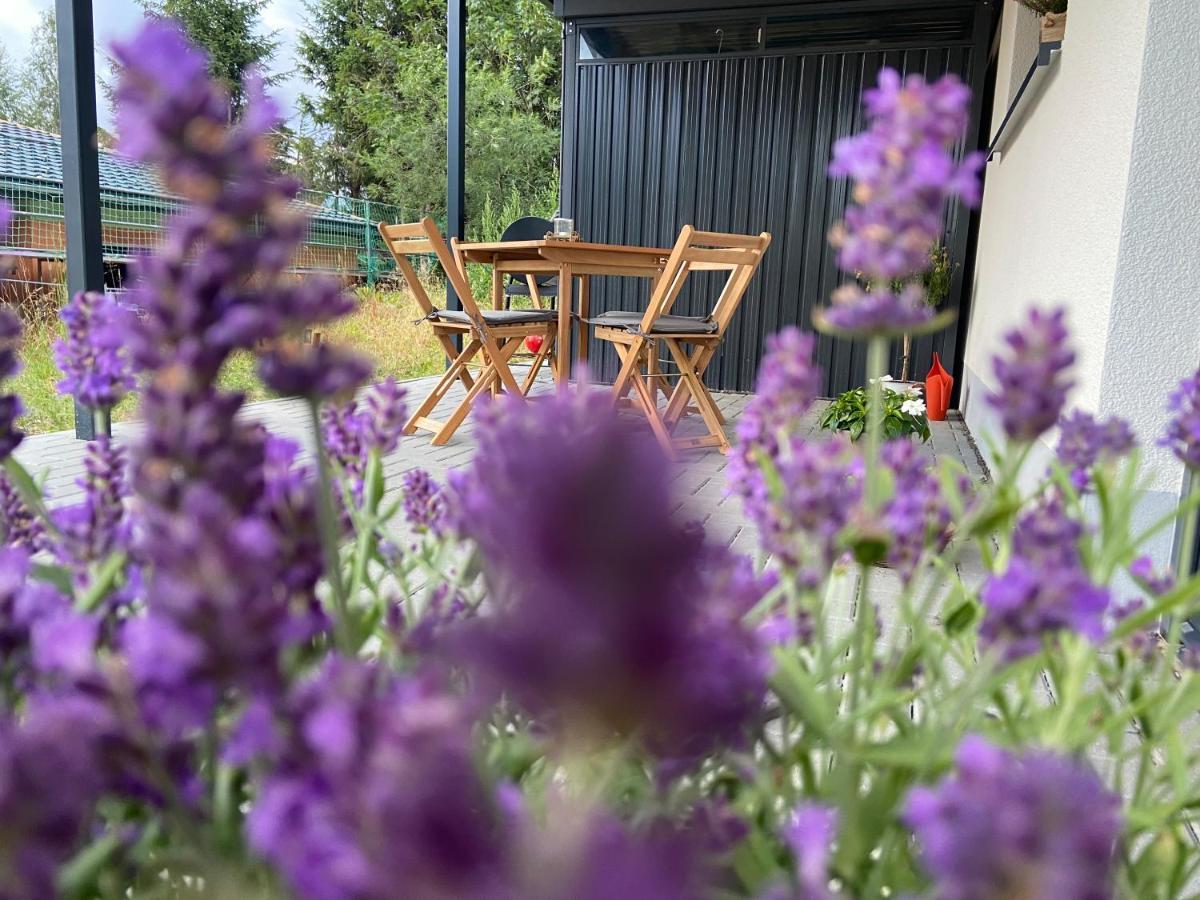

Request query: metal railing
[{"left": 0, "top": 177, "right": 428, "bottom": 287}]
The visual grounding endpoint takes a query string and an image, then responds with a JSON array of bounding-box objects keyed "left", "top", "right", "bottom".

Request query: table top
[{"left": 457, "top": 238, "right": 673, "bottom": 264}]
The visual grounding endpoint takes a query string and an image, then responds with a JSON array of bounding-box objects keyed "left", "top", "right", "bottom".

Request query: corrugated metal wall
[{"left": 564, "top": 39, "right": 983, "bottom": 395}]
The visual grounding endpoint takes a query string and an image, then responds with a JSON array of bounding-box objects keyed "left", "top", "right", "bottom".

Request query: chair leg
[
  {"left": 404, "top": 338, "right": 481, "bottom": 435},
  {"left": 611, "top": 342, "right": 655, "bottom": 418},
  {"left": 645, "top": 346, "right": 661, "bottom": 407},
  {"left": 610, "top": 336, "right": 646, "bottom": 407},
  {"left": 664, "top": 339, "right": 727, "bottom": 452},
  {"left": 664, "top": 345, "right": 715, "bottom": 428},
  {"left": 431, "top": 361, "right": 501, "bottom": 446},
  {"left": 479, "top": 332, "right": 524, "bottom": 396},
  {"left": 627, "top": 365, "right": 676, "bottom": 455},
  {"left": 435, "top": 334, "right": 475, "bottom": 390},
  {"left": 489, "top": 338, "right": 512, "bottom": 398}
]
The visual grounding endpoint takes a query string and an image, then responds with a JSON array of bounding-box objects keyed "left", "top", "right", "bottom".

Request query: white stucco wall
[
  {"left": 961, "top": 0, "right": 1152, "bottom": 469},
  {"left": 961, "top": 0, "right": 1200, "bottom": 567},
  {"left": 1098, "top": 0, "right": 1200, "bottom": 496}
]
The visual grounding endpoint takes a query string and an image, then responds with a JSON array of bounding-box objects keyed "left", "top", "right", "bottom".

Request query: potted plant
[
  {"left": 819, "top": 377, "right": 931, "bottom": 442},
  {"left": 896, "top": 244, "right": 954, "bottom": 384},
  {"left": 1015, "top": 0, "right": 1068, "bottom": 43}
]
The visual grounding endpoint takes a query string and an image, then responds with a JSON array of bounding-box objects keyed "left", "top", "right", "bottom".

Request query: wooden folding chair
[
  {"left": 587, "top": 226, "right": 771, "bottom": 454},
  {"left": 378, "top": 217, "right": 559, "bottom": 445}
]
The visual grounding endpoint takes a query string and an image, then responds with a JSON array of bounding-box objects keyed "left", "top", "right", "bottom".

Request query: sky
[{"left": 0, "top": 0, "right": 311, "bottom": 131}]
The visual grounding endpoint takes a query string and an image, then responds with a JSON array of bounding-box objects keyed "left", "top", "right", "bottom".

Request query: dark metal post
[
  {"left": 56, "top": 0, "right": 105, "bottom": 440},
  {"left": 446, "top": 0, "right": 466, "bottom": 313}
]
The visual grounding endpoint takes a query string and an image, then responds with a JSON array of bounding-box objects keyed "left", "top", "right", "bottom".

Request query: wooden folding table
[{"left": 456, "top": 239, "right": 672, "bottom": 386}]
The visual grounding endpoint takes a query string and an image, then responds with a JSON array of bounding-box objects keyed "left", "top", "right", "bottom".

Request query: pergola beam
[
  {"left": 446, "top": 0, "right": 466, "bottom": 314},
  {"left": 55, "top": 0, "right": 106, "bottom": 440}
]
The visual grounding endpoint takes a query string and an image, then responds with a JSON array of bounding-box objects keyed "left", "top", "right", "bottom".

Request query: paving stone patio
[
  {"left": 14, "top": 371, "right": 992, "bottom": 633},
  {"left": 14, "top": 373, "right": 989, "bottom": 524}
]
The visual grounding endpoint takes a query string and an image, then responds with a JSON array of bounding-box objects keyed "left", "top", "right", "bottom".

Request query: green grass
[{"left": 11, "top": 286, "right": 444, "bottom": 435}]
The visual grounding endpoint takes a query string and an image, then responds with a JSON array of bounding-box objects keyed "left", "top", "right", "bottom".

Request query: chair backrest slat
[
  {"left": 639, "top": 226, "right": 771, "bottom": 337},
  {"left": 377, "top": 217, "right": 483, "bottom": 321},
  {"left": 688, "top": 229, "right": 765, "bottom": 250},
  {"left": 680, "top": 247, "right": 759, "bottom": 268}
]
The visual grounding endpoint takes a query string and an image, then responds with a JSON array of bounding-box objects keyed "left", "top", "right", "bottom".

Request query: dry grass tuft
[{"left": 10, "top": 285, "right": 444, "bottom": 435}]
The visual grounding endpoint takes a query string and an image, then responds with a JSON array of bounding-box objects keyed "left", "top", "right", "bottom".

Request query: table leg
[
  {"left": 556, "top": 265, "right": 573, "bottom": 386},
  {"left": 577, "top": 275, "right": 590, "bottom": 372},
  {"left": 491, "top": 256, "right": 503, "bottom": 310}
]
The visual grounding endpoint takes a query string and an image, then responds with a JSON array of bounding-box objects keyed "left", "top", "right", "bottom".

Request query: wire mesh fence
[{"left": 0, "top": 176, "right": 427, "bottom": 305}]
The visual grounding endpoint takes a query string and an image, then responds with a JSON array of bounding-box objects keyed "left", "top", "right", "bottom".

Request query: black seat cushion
[
  {"left": 505, "top": 276, "right": 559, "bottom": 297},
  {"left": 432, "top": 308, "right": 557, "bottom": 326},
  {"left": 586, "top": 310, "right": 718, "bottom": 335}
]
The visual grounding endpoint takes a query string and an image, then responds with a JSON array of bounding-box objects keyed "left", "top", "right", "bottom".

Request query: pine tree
[
  {"left": 137, "top": 0, "right": 279, "bottom": 119},
  {"left": 297, "top": 0, "right": 560, "bottom": 220}
]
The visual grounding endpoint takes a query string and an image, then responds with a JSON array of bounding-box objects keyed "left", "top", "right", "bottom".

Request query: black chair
[{"left": 501, "top": 216, "right": 558, "bottom": 308}]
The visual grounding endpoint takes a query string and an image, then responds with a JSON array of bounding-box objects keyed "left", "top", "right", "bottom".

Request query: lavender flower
[
  {"left": 321, "top": 380, "right": 410, "bottom": 506},
  {"left": 448, "top": 389, "right": 766, "bottom": 763},
  {"left": 980, "top": 495, "right": 1109, "bottom": 660},
  {"left": 259, "top": 342, "right": 371, "bottom": 401},
  {"left": 1163, "top": 370, "right": 1200, "bottom": 470},
  {"left": 735, "top": 434, "right": 862, "bottom": 588},
  {"left": 0, "top": 549, "right": 74, "bottom": 688},
  {"left": 321, "top": 399, "right": 367, "bottom": 487},
  {"left": 784, "top": 804, "right": 839, "bottom": 900},
  {"left": 137, "top": 484, "right": 314, "bottom": 698},
  {"left": 1011, "top": 492, "right": 1085, "bottom": 571},
  {"left": 54, "top": 291, "right": 136, "bottom": 410},
  {"left": 361, "top": 378, "right": 407, "bottom": 454},
  {"left": 1056, "top": 410, "right": 1136, "bottom": 490},
  {"left": 739, "top": 328, "right": 822, "bottom": 446},
  {"left": 109, "top": 22, "right": 359, "bottom": 713},
  {"left": 0, "top": 309, "right": 24, "bottom": 460},
  {"left": 248, "top": 658, "right": 513, "bottom": 900},
  {"left": 881, "top": 439, "right": 952, "bottom": 582},
  {"left": 259, "top": 436, "right": 325, "bottom": 601},
  {"left": 401, "top": 468, "right": 447, "bottom": 535},
  {"left": 905, "top": 736, "right": 1120, "bottom": 900},
  {"left": 519, "top": 810, "right": 708, "bottom": 900},
  {"left": 31, "top": 609, "right": 100, "bottom": 680},
  {"left": 731, "top": 328, "right": 823, "bottom": 496},
  {"left": 0, "top": 692, "right": 113, "bottom": 899},
  {"left": 1129, "top": 555, "right": 1175, "bottom": 597},
  {"left": 52, "top": 437, "right": 129, "bottom": 572},
  {"left": 987, "top": 308, "right": 1075, "bottom": 443},
  {"left": 0, "top": 473, "right": 46, "bottom": 552},
  {"left": 822, "top": 69, "right": 982, "bottom": 333}
]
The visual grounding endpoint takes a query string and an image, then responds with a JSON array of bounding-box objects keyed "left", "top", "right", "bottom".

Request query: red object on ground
[
  {"left": 925, "top": 353, "right": 954, "bottom": 421},
  {"left": 524, "top": 334, "right": 545, "bottom": 355}
]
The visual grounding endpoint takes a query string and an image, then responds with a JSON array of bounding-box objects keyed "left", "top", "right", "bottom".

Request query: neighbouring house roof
[
  {"left": 0, "top": 121, "right": 161, "bottom": 196},
  {"left": 0, "top": 120, "right": 368, "bottom": 229}
]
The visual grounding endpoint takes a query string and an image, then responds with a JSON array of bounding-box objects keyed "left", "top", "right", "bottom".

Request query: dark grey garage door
[{"left": 561, "top": 3, "right": 993, "bottom": 394}]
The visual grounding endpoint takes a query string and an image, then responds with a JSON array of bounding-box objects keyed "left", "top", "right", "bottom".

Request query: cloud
[
  {"left": 0, "top": 0, "right": 48, "bottom": 66},
  {"left": 0, "top": 0, "right": 311, "bottom": 129}
]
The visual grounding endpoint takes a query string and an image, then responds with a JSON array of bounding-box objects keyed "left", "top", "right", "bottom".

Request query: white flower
[{"left": 901, "top": 398, "right": 927, "bottom": 417}]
